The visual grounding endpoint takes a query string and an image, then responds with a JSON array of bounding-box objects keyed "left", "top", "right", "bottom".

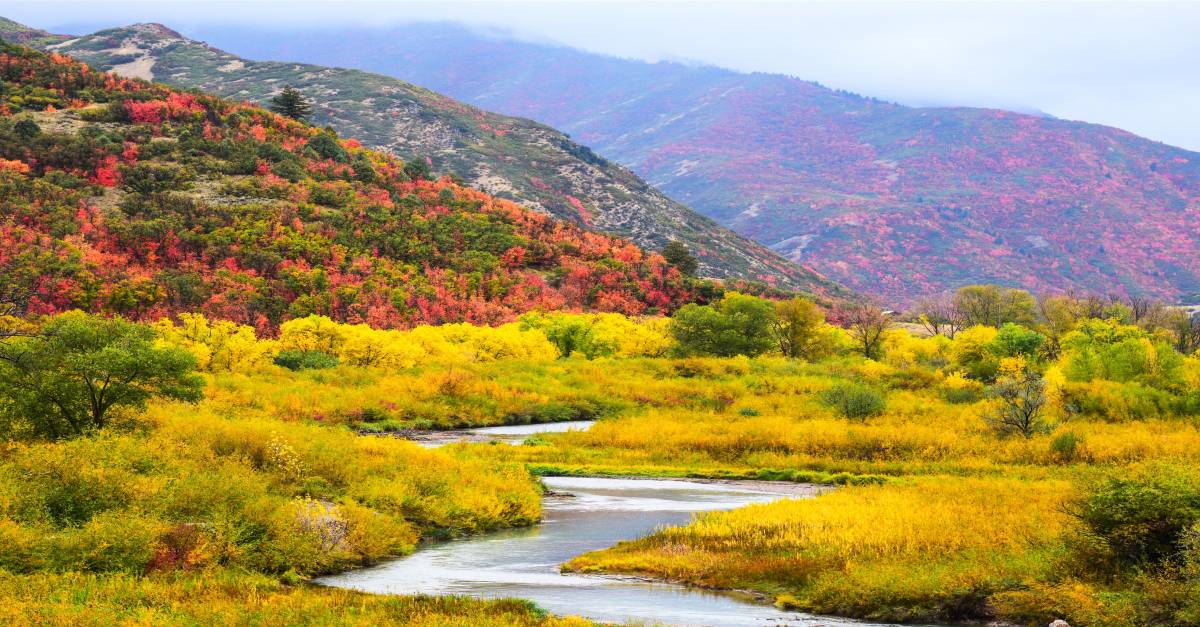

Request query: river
[{"left": 317, "top": 472, "right": 896, "bottom": 626}]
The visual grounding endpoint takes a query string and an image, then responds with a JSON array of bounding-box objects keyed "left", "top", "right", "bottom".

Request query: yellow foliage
[
  {"left": 153, "top": 313, "right": 271, "bottom": 372},
  {"left": 949, "top": 325, "right": 997, "bottom": 363},
  {"left": 590, "top": 314, "right": 673, "bottom": 358},
  {"left": 882, "top": 329, "right": 951, "bottom": 368}
]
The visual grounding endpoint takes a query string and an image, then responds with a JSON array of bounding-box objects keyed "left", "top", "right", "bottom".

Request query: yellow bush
[
  {"left": 882, "top": 329, "right": 951, "bottom": 369},
  {"left": 154, "top": 313, "right": 271, "bottom": 372}
]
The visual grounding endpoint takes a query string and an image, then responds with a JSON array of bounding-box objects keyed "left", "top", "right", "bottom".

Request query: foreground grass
[
  {"left": 2, "top": 345, "right": 1196, "bottom": 624},
  {"left": 0, "top": 381, "right": 545, "bottom": 624},
  {"left": 0, "top": 570, "right": 590, "bottom": 626}
]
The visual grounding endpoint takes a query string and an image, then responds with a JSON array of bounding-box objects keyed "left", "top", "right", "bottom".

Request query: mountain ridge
[{"left": 200, "top": 22, "right": 1200, "bottom": 305}]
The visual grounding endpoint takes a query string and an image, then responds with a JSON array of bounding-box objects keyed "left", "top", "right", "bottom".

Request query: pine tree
[
  {"left": 269, "top": 86, "right": 313, "bottom": 121},
  {"left": 662, "top": 240, "right": 699, "bottom": 276}
]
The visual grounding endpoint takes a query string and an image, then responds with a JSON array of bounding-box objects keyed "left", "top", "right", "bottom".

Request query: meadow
[{"left": 1, "top": 292, "right": 1198, "bottom": 625}]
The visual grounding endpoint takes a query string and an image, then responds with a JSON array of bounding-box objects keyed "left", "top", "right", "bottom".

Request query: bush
[
  {"left": 1071, "top": 465, "right": 1200, "bottom": 570},
  {"left": 820, "top": 382, "right": 886, "bottom": 421},
  {"left": 120, "top": 163, "right": 193, "bottom": 196},
  {"left": 273, "top": 350, "right": 339, "bottom": 371},
  {"left": 986, "top": 367, "right": 1049, "bottom": 438},
  {"left": 306, "top": 133, "right": 349, "bottom": 163},
  {"left": 1049, "top": 431, "right": 1084, "bottom": 463}
]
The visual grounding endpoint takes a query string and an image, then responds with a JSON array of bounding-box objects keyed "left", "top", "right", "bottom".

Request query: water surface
[
  {"left": 412, "top": 420, "right": 596, "bottom": 447},
  {"left": 318, "top": 476, "right": 892, "bottom": 626}
]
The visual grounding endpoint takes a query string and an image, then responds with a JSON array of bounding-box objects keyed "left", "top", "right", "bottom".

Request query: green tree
[
  {"left": 306, "top": 132, "right": 348, "bottom": 163},
  {"left": 772, "top": 297, "right": 834, "bottom": 360},
  {"left": 351, "top": 152, "right": 377, "bottom": 183},
  {"left": 403, "top": 157, "right": 432, "bottom": 181},
  {"left": 1061, "top": 318, "right": 1186, "bottom": 390},
  {"left": 661, "top": 240, "right": 699, "bottom": 277},
  {"left": 0, "top": 312, "right": 204, "bottom": 440},
  {"left": 952, "top": 284, "right": 1037, "bottom": 327},
  {"left": 988, "top": 323, "right": 1046, "bottom": 359},
  {"left": 268, "top": 86, "right": 313, "bottom": 121},
  {"left": 669, "top": 292, "right": 776, "bottom": 357}
]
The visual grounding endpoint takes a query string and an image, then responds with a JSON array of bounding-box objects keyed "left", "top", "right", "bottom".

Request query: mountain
[
  {"left": 0, "top": 19, "right": 844, "bottom": 297},
  {"left": 0, "top": 40, "right": 715, "bottom": 332},
  {"left": 199, "top": 22, "right": 1200, "bottom": 305}
]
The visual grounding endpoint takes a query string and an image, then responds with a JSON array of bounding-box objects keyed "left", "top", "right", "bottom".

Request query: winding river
[{"left": 321, "top": 422, "right": 897, "bottom": 625}]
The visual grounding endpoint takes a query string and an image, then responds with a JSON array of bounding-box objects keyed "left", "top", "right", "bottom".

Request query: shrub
[
  {"left": 1071, "top": 465, "right": 1200, "bottom": 570},
  {"left": 273, "top": 350, "right": 339, "bottom": 371},
  {"left": 986, "top": 364, "right": 1049, "bottom": 438},
  {"left": 1049, "top": 431, "right": 1084, "bottom": 463},
  {"left": 306, "top": 133, "right": 349, "bottom": 163},
  {"left": 820, "top": 382, "right": 886, "bottom": 421},
  {"left": 120, "top": 163, "right": 193, "bottom": 196}
]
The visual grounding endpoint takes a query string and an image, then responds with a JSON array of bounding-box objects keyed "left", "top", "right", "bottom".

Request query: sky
[{"left": 4, "top": 1, "right": 1199, "bottom": 151}]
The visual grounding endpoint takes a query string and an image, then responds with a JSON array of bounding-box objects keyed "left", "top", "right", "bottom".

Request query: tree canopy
[
  {"left": 669, "top": 292, "right": 776, "bottom": 357},
  {"left": 0, "top": 312, "right": 205, "bottom": 440}
]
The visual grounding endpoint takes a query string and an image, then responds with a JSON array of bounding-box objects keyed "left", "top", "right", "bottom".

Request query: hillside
[
  {"left": 0, "top": 41, "right": 712, "bottom": 331},
  {"left": 0, "top": 19, "right": 844, "bottom": 296},
  {"left": 205, "top": 22, "right": 1200, "bottom": 305}
]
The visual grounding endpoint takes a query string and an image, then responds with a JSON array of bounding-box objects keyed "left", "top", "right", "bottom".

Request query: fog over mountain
[{"left": 7, "top": 0, "right": 1199, "bottom": 151}]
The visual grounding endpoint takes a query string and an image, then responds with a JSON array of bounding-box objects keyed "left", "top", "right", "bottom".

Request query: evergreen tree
[
  {"left": 662, "top": 240, "right": 699, "bottom": 276},
  {"left": 269, "top": 86, "right": 313, "bottom": 121}
]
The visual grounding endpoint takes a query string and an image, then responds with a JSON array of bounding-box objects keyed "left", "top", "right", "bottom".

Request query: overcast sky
[{"left": 5, "top": 1, "right": 1199, "bottom": 151}]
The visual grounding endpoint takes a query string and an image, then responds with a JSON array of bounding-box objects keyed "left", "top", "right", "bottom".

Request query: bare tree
[
  {"left": 913, "top": 294, "right": 963, "bottom": 338},
  {"left": 844, "top": 304, "right": 891, "bottom": 360},
  {"left": 1167, "top": 309, "right": 1200, "bottom": 356},
  {"left": 987, "top": 369, "right": 1049, "bottom": 439}
]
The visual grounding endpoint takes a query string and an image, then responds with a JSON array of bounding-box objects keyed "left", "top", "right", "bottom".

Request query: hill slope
[
  {"left": 0, "top": 19, "right": 843, "bottom": 296},
  {"left": 0, "top": 41, "right": 713, "bottom": 331},
  {"left": 204, "top": 22, "right": 1200, "bottom": 304}
]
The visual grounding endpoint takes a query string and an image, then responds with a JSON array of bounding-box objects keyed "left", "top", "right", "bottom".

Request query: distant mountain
[
  {"left": 201, "top": 22, "right": 1200, "bottom": 305},
  {"left": 0, "top": 40, "right": 708, "bottom": 329},
  {"left": 0, "top": 19, "right": 844, "bottom": 297}
]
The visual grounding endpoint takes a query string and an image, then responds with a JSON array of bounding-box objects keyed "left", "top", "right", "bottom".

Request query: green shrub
[
  {"left": 273, "top": 350, "right": 339, "bottom": 371},
  {"left": 306, "top": 133, "right": 348, "bottom": 163},
  {"left": 1049, "top": 431, "right": 1084, "bottom": 463},
  {"left": 119, "top": 163, "right": 193, "bottom": 196},
  {"left": 1072, "top": 465, "right": 1200, "bottom": 570},
  {"left": 820, "top": 382, "right": 886, "bottom": 421}
]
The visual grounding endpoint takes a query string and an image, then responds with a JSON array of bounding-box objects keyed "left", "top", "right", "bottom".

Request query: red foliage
[{"left": 0, "top": 46, "right": 697, "bottom": 331}]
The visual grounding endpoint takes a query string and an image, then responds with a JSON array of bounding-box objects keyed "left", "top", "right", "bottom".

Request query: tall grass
[{"left": 566, "top": 477, "right": 1072, "bottom": 623}]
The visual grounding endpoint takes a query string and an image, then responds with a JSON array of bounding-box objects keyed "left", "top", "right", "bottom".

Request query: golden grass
[{"left": 566, "top": 477, "right": 1073, "bottom": 622}]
